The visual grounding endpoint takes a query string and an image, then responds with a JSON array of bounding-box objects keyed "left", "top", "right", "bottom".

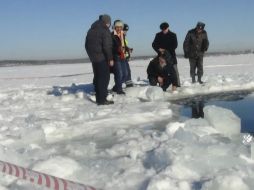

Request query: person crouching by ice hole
[{"left": 147, "top": 51, "right": 176, "bottom": 92}]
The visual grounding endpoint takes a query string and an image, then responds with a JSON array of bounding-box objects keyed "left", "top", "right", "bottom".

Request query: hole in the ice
[{"left": 172, "top": 90, "right": 254, "bottom": 133}]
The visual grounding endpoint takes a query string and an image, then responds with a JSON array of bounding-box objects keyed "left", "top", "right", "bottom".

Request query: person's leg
[
  {"left": 161, "top": 76, "right": 172, "bottom": 91},
  {"left": 125, "top": 61, "right": 133, "bottom": 87},
  {"left": 172, "top": 57, "right": 180, "bottom": 87},
  {"left": 121, "top": 60, "right": 128, "bottom": 84},
  {"left": 93, "top": 61, "right": 110, "bottom": 104},
  {"left": 189, "top": 58, "right": 197, "bottom": 83},
  {"left": 112, "top": 60, "right": 124, "bottom": 93},
  {"left": 173, "top": 64, "right": 181, "bottom": 87},
  {"left": 148, "top": 76, "right": 158, "bottom": 86},
  {"left": 91, "top": 62, "right": 96, "bottom": 86},
  {"left": 197, "top": 56, "right": 204, "bottom": 83}
]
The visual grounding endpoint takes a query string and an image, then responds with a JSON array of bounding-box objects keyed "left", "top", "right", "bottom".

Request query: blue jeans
[
  {"left": 113, "top": 60, "right": 128, "bottom": 91},
  {"left": 125, "top": 61, "right": 132, "bottom": 84}
]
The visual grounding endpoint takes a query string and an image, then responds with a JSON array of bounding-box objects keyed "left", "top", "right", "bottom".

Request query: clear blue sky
[{"left": 0, "top": 0, "right": 254, "bottom": 60}]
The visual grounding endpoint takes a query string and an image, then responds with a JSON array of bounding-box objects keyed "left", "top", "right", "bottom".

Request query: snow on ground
[{"left": 0, "top": 54, "right": 254, "bottom": 190}]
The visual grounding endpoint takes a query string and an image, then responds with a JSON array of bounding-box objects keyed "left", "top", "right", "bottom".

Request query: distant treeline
[{"left": 1, "top": 50, "right": 253, "bottom": 67}]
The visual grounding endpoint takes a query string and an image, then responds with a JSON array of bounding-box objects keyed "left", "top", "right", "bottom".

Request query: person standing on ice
[
  {"left": 85, "top": 14, "right": 114, "bottom": 105},
  {"left": 152, "top": 22, "right": 180, "bottom": 90},
  {"left": 123, "top": 23, "right": 134, "bottom": 87},
  {"left": 183, "top": 22, "right": 209, "bottom": 84},
  {"left": 111, "top": 20, "right": 128, "bottom": 94},
  {"left": 147, "top": 51, "right": 176, "bottom": 91}
]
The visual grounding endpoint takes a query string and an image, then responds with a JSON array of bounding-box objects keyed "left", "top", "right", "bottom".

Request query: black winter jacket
[
  {"left": 147, "top": 54, "right": 175, "bottom": 80},
  {"left": 183, "top": 29, "right": 209, "bottom": 59},
  {"left": 85, "top": 20, "right": 113, "bottom": 63},
  {"left": 152, "top": 31, "right": 178, "bottom": 58},
  {"left": 112, "top": 32, "right": 124, "bottom": 61}
]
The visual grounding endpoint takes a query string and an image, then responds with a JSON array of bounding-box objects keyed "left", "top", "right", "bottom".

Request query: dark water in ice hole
[{"left": 173, "top": 90, "right": 254, "bottom": 133}]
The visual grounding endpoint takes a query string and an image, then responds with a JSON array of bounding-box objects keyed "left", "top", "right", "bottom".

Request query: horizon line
[{"left": 1, "top": 50, "right": 254, "bottom": 62}]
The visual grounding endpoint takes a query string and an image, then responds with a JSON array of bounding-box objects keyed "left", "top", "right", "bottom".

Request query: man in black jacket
[
  {"left": 152, "top": 22, "right": 180, "bottom": 89},
  {"left": 183, "top": 22, "right": 209, "bottom": 84},
  {"left": 85, "top": 14, "right": 114, "bottom": 105},
  {"left": 147, "top": 52, "right": 176, "bottom": 91}
]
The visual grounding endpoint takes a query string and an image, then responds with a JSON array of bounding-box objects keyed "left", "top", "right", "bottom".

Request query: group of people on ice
[{"left": 85, "top": 14, "right": 209, "bottom": 105}]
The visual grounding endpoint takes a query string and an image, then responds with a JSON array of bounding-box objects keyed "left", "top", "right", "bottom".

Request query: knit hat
[
  {"left": 101, "top": 14, "right": 111, "bottom": 25},
  {"left": 114, "top": 20, "right": 124, "bottom": 28},
  {"left": 123, "top": 24, "right": 129, "bottom": 31},
  {"left": 196, "top": 22, "right": 205, "bottom": 30},
  {"left": 160, "top": 22, "right": 169, "bottom": 30}
]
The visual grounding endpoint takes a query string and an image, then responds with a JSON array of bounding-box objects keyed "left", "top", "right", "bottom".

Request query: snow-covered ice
[{"left": 0, "top": 54, "right": 254, "bottom": 190}]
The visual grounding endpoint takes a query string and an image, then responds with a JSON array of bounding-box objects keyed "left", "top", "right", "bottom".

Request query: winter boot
[
  {"left": 198, "top": 77, "right": 204, "bottom": 84},
  {"left": 97, "top": 100, "right": 114, "bottom": 106},
  {"left": 192, "top": 76, "right": 196, "bottom": 83}
]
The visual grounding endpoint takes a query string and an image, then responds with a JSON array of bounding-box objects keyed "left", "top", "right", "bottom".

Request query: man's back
[{"left": 85, "top": 20, "right": 112, "bottom": 63}]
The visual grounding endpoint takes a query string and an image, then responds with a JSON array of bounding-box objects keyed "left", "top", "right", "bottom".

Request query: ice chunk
[
  {"left": 202, "top": 174, "right": 249, "bottom": 190},
  {"left": 204, "top": 105, "right": 241, "bottom": 137},
  {"left": 147, "top": 175, "right": 191, "bottom": 190},
  {"left": 166, "top": 122, "right": 185, "bottom": 137},
  {"left": 126, "top": 86, "right": 164, "bottom": 101},
  {"left": 164, "top": 163, "right": 200, "bottom": 181},
  {"left": 174, "top": 127, "right": 199, "bottom": 143},
  {"left": 146, "top": 86, "right": 164, "bottom": 101},
  {"left": 33, "top": 156, "right": 81, "bottom": 178}
]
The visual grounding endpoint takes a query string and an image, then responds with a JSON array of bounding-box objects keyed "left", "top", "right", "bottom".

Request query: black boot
[
  {"left": 198, "top": 77, "right": 203, "bottom": 84},
  {"left": 192, "top": 76, "right": 196, "bottom": 83},
  {"left": 97, "top": 100, "right": 114, "bottom": 105}
]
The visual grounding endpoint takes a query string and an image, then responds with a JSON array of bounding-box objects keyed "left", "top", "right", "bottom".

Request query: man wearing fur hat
[
  {"left": 183, "top": 22, "right": 209, "bottom": 84},
  {"left": 152, "top": 22, "right": 180, "bottom": 90},
  {"left": 85, "top": 14, "right": 114, "bottom": 105}
]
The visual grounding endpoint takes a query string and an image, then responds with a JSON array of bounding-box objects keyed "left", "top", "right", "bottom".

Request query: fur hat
[
  {"left": 196, "top": 22, "right": 205, "bottom": 30},
  {"left": 114, "top": 20, "right": 124, "bottom": 28},
  {"left": 160, "top": 22, "right": 169, "bottom": 30},
  {"left": 100, "top": 14, "right": 111, "bottom": 25}
]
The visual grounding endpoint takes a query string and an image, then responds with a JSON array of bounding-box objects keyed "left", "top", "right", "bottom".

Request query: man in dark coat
[
  {"left": 147, "top": 51, "right": 176, "bottom": 91},
  {"left": 183, "top": 22, "right": 209, "bottom": 84},
  {"left": 152, "top": 22, "right": 180, "bottom": 89},
  {"left": 85, "top": 14, "right": 114, "bottom": 105}
]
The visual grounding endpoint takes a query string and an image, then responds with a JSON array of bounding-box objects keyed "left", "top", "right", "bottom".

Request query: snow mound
[
  {"left": 147, "top": 175, "right": 191, "bottom": 190},
  {"left": 33, "top": 156, "right": 81, "bottom": 178},
  {"left": 202, "top": 174, "right": 249, "bottom": 190},
  {"left": 126, "top": 86, "right": 164, "bottom": 101},
  {"left": 145, "top": 86, "right": 164, "bottom": 101},
  {"left": 204, "top": 105, "right": 241, "bottom": 137}
]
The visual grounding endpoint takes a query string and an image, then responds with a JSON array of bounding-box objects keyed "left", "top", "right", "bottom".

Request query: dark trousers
[
  {"left": 173, "top": 64, "right": 181, "bottom": 87},
  {"left": 112, "top": 60, "right": 128, "bottom": 92},
  {"left": 189, "top": 56, "right": 203, "bottom": 79},
  {"left": 172, "top": 57, "right": 181, "bottom": 87},
  {"left": 92, "top": 60, "right": 110, "bottom": 104},
  {"left": 148, "top": 76, "right": 172, "bottom": 91}
]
